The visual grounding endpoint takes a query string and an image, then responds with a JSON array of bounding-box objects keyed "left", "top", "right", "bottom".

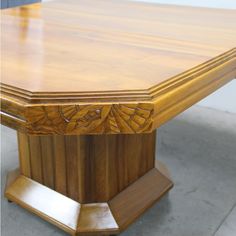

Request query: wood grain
[
  {"left": 28, "top": 135, "right": 43, "bottom": 182},
  {"left": 53, "top": 135, "right": 67, "bottom": 195},
  {"left": 17, "top": 131, "right": 156, "bottom": 203},
  {"left": 5, "top": 162, "right": 172, "bottom": 235},
  {"left": 1, "top": 1, "right": 235, "bottom": 135},
  {"left": 17, "top": 132, "right": 31, "bottom": 177},
  {"left": 1, "top": 1, "right": 235, "bottom": 235},
  {"left": 109, "top": 167, "right": 173, "bottom": 231},
  {"left": 12, "top": 130, "right": 172, "bottom": 235},
  {"left": 77, "top": 203, "right": 118, "bottom": 235},
  {"left": 24, "top": 103, "right": 154, "bottom": 135},
  {"left": 1, "top": 0, "right": 235, "bottom": 93},
  {"left": 5, "top": 173, "right": 81, "bottom": 235}
]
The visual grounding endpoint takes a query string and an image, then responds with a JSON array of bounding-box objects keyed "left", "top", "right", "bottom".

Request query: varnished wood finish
[
  {"left": 109, "top": 164, "right": 173, "bottom": 231},
  {"left": 17, "top": 131, "right": 156, "bottom": 203},
  {"left": 1, "top": 1, "right": 235, "bottom": 235},
  {"left": 5, "top": 173, "right": 80, "bottom": 235},
  {"left": 77, "top": 204, "right": 118, "bottom": 235},
  {"left": 5, "top": 160, "right": 172, "bottom": 235},
  {"left": 1, "top": 1, "right": 235, "bottom": 135},
  {"left": 5, "top": 168, "right": 20, "bottom": 191},
  {"left": 7, "top": 130, "right": 173, "bottom": 235},
  {"left": 5, "top": 170, "right": 118, "bottom": 236}
]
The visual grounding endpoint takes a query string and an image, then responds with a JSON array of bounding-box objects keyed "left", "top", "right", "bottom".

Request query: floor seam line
[{"left": 212, "top": 201, "right": 236, "bottom": 236}]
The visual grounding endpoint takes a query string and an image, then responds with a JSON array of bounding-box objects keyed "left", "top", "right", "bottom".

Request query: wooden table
[{"left": 1, "top": 1, "right": 235, "bottom": 235}]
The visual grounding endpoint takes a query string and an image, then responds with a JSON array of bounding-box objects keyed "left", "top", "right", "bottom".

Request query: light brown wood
[
  {"left": 53, "top": 135, "right": 67, "bottom": 196},
  {"left": 6, "top": 130, "right": 173, "bottom": 235},
  {"left": 5, "top": 119, "right": 173, "bottom": 236},
  {"left": 1, "top": 1, "right": 235, "bottom": 93},
  {"left": 1, "top": 1, "right": 235, "bottom": 135},
  {"left": 109, "top": 167, "right": 173, "bottom": 231},
  {"left": 1, "top": 1, "right": 235, "bottom": 235},
  {"left": 78, "top": 204, "right": 118, "bottom": 235},
  {"left": 5, "top": 160, "right": 172, "bottom": 235},
  {"left": 5, "top": 168, "right": 20, "bottom": 191},
  {"left": 17, "top": 131, "right": 156, "bottom": 203},
  {"left": 5, "top": 173, "right": 80, "bottom": 235},
  {"left": 17, "top": 132, "right": 31, "bottom": 178}
]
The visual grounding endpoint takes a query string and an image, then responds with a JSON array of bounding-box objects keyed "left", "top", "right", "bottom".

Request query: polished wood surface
[
  {"left": 109, "top": 164, "right": 173, "bottom": 231},
  {"left": 1, "top": 1, "right": 235, "bottom": 235},
  {"left": 5, "top": 170, "right": 118, "bottom": 235},
  {"left": 5, "top": 160, "right": 172, "bottom": 235},
  {"left": 17, "top": 131, "right": 156, "bottom": 203},
  {"left": 1, "top": 1, "right": 235, "bottom": 92},
  {"left": 7, "top": 129, "right": 173, "bottom": 235},
  {"left": 1, "top": 1, "right": 235, "bottom": 135}
]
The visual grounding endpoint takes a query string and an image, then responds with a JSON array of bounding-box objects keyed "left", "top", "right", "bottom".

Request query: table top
[{"left": 1, "top": 0, "right": 236, "bottom": 135}]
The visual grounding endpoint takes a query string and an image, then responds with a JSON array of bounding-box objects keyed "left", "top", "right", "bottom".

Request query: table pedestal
[{"left": 5, "top": 131, "right": 173, "bottom": 235}]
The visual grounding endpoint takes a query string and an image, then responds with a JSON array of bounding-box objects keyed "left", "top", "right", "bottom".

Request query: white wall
[
  {"left": 132, "top": 0, "right": 236, "bottom": 9},
  {"left": 133, "top": 0, "right": 236, "bottom": 114}
]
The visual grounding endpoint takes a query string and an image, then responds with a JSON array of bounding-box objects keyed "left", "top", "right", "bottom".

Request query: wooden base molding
[
  {"left": 5, "top": 163, "right": 173, "bottom": 236},
  {"left": 5, "top": 131, "right": 173, "bottom": 235}
]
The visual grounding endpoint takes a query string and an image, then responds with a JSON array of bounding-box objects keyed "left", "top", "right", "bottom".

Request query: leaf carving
[{"left": 26, "top": 103, "right": 153, "bottom": 135}]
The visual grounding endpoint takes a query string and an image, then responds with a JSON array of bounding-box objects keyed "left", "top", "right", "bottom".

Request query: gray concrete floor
[{"left": 1, "top": 105, "right": 236, "bottom": 236}]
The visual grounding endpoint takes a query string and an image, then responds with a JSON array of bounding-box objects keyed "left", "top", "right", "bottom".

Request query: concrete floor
[{"left": 1, "top": 105, "right": 236, "bottom": 236}]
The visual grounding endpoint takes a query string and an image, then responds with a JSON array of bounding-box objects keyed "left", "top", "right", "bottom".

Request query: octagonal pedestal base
[{"left": 5, "top": 162, "right": 173, "bottom": 236}]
